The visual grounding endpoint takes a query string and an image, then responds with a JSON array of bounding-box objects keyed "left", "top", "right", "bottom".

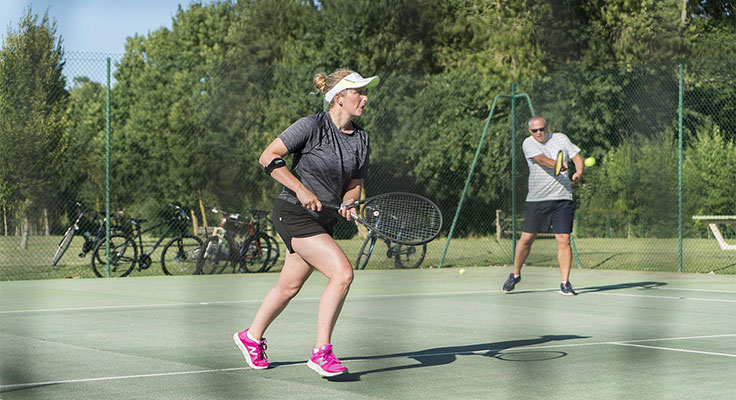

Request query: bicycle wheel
[
  {"left": 91, "top": 234, "right": 137, "bottom": 278},
  {"left": 239, "top": 232, "right": 271, "bottom": 273},
  {"left": 258, "top": 234, "right": 280, "bottom": 272},
  {"left": 354, "top": 234, "right": 377, "bottom": 270},
  {"left": 51, "top": 226, "right": 76, "bottom": 266},
  {"left": 394, "top": 243, "right": 427, "bottom": 269},
  {"left": 90, "top": 225, "right": 128, "bottom": 264},
  {"left": 161, "top": 234, "right": 204, "bottom": 276},
  {"left": 196, "top": 235, "right": 235, "bottom": 274}
]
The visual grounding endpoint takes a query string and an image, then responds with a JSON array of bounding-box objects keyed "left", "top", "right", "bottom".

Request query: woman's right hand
[{"left": 296, "top": 188, "right": 322, "bottom": 212}]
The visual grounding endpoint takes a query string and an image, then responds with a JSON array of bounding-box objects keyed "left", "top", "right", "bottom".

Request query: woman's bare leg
[
  {"left": 248, "top": 251, "right": 313, "bottom": 340},
  {"left": 291, "top": 234, "right": 353, "bottom": 348}
]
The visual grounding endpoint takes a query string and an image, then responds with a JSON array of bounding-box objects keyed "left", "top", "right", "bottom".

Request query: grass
[{"left": 1, "top": 234, "right": 735, "bottom": 281}]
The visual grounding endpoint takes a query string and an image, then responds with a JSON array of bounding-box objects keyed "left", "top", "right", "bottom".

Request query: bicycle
[
  {"left": 354, "top": 230, "right": 427, "bottom": 270},
  {"left": 90, "top": 204, "right": 203, "bottom": 277},
  {"left": 51, "top": 201, "right": 126, "bottom": 267},
  {"left": 196, "top": 208, "right": 278, "bottom": 274},
  {"left": 245, "top": 209, "right": 280, "bottom": 272}
]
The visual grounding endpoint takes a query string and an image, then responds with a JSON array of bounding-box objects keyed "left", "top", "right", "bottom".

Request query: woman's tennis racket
[
  {"left": 554, "top": 150, "right": 564, "bottom": 176},
  {"left": 325, "top": 192, "right": 442, "bottom": 245}
]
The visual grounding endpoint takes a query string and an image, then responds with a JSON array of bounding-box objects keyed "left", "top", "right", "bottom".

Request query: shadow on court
[
  {"left": 323, "top": 334, "right": 589, "bottom": 382},
  {"left": 575, "top": 281, "right": 666, "bottom": 294},
  {"left": 507, "top": 281, "right": 667, "bottom": 295}
]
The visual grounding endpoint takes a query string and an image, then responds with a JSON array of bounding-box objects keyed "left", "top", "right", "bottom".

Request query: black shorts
[
  {"left": 522, "top": 200, "right": 575, "bottom": 234},
  {"left": 272, "top": 199, "right": 337, "bottom": 254}
]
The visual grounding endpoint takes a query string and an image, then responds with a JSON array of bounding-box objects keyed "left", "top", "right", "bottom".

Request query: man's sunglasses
[{"left": 530, "top": 127, "right": 546, "bottom": 133}]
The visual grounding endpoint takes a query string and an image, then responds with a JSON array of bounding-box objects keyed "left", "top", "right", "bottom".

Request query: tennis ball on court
[
  {"left": 584, "top": 157, "right": 596, "bottom": 167},
  {"left": 459, "top": 268, "right": 465, "bottom": 275}
]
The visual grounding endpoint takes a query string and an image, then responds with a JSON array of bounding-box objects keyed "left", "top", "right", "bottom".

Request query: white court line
[
  {"left": 608, "top": 342, "right": 736, "bottom": 358},
  {"left": 1, "top": 333, "right": 734, "bottom": 391},
  {"left": 654, "top": 287, "right": 736, "bottom": 294},
  {"left": 2, "top": 285, "right": 735, "bottom": 314},
  {"left": 0, "top": 300, "right": 265, "bottom": 315},
  {"left": 585, "top": 291, "right": 736, "bottom": 303},
  {"left": 0, "top": 291, "right": 501, "bottom": 315},
  {"left": 0, "top": 367, "right": 250, "bottom": 391}
]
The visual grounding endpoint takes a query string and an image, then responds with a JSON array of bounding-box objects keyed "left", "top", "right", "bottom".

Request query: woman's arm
[
  {"left": 259, "top": 138, "right": 321, "bottom": 211},
  {"left": 340, "top": 178, "right": 363, "bottom": 221}
]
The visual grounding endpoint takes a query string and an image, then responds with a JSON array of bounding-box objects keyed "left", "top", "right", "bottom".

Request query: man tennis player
[{"left": 502, "top": 115, "right": 583, "bottom": 295}]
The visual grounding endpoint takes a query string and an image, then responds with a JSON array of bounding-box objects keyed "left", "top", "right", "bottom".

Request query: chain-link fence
[{"left": 1, "top": 52, "right": 734, "bottom": 280}]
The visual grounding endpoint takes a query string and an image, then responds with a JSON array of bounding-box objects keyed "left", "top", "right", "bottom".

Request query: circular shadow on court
[{"left": 492, "top": 350, "right": 566, "bottom": 362}]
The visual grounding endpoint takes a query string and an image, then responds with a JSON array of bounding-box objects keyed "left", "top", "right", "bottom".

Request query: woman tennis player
[{"left": 234, "top": 69, "right": 379, "bottom": 377}]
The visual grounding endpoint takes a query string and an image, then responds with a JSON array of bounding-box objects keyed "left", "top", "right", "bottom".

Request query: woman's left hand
[{"left": 339, "top": 199, "right": 357, "bottom": 223}]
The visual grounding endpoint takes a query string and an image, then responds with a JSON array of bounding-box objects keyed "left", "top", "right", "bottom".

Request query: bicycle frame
[
  {"left": 354, "top": 220, "right": 425, "bottom": 270},
  {"left": 126, "top": 210, "right": 190, "bottom": 269},
  {"left": 213, "top": 211, "right": 261, "bottom": 266},
  {"left": 201, "top": 208, "right": 274, "bottom": 273}
]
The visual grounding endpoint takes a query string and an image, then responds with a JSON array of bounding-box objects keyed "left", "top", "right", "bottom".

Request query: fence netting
[{"left": 1, "top": 52, "right": 734, "bottom": 280}]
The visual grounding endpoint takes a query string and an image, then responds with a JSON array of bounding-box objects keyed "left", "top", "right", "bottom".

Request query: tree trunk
[
  {"left": 2, "top": 205, "right": 7, "bottom": 236},
  {"left": 20, "top": 214, "right": 30, "bottom": 249},
  {"left": 190, "top": 208, "right": 199, "bottom": 237},
  {"left": 198, "top": 190, "right": 208, "bottom": 234},
  {"left": 680, "top": 0, "right": 687, "bottom": 28},
  {"left": 43, "top": 207, "right": 50, "bottom": 235}
]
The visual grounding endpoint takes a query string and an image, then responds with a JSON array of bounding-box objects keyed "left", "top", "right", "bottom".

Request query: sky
[{"left": 1, "top": 0, "right": 208, "bottom": 54}]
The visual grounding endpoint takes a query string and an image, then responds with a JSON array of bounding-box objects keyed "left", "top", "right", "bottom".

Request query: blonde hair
[{"left": 314, "top": 68, "right": 354, "bottom": 109}]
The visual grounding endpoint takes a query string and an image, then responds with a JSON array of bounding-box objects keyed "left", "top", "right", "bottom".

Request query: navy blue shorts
[
  {"left": 521, "top": 200, "right": 575, "bottom": 234},
  {"left": 272, "top": 199, "right": 336, "bottom": 254}
]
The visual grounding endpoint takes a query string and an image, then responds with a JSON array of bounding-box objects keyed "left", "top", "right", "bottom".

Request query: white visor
[{"left": 324, "top": 72, "right": 380, "bottom": 103}]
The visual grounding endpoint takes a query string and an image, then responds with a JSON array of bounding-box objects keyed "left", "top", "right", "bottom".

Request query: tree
[
  {"left": 684, "top": 120, "right": 736, "bottom": 218},
  {"left": 57, "top": 77, "right": 107, "bottom": 211},
  {"left": 0, "top": 8, "right": 68, "bottom": 246},
  {"left": 112, "top": 1, "right": 239, "bottom": 220}
]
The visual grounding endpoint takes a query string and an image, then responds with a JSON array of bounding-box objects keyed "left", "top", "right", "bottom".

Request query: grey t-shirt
[
  {"left": 522, "top": 132, "right": 580, "bottom": 202},
  {"left": 277, "top": 112, "right": 370, "bottom": 218}
]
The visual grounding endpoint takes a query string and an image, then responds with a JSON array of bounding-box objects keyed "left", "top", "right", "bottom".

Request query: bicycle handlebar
[
  {"left": 210, "top": 207, "right": 243, "bottom": 221},
  {"left": 168, "top": 203, "right": 190, "bottom": 220}
]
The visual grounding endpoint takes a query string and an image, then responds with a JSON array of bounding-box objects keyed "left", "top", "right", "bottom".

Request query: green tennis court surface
[{"left": 2, "top": 267, "right": 734, "bottom": 399}]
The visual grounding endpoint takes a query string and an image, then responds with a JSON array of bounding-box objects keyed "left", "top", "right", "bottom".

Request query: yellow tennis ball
[
  {"left": 584, "top": 157, "right": 596, "bottom": 167},
  {"left": 459, "top": 268, "right": 465, "bottom": 275}
]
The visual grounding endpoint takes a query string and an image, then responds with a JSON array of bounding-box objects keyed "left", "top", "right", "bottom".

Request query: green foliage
[
  {"left": 684, "top": 120, "right": 736, "bottom": 216},
  {"left": 58, "top": 77, "right": 107, "bottom": 210},
  {"left": 456, "top": 0, "right": 552, "bottom": 81},
  {"left": 4, "top": 0, "right": 736, "bottom": 244},
  {"left": 0, "top": 8, "right": 67, "bottom": 221},
  {"left": 318, "top": 0, "right": 444, "bottom": 75},
  {"left": 582, "top": 133, "right": 679, "bottom": 238}
]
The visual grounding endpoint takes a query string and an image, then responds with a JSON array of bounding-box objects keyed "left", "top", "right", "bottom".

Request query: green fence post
[
  {"left": 677, "top": 63, "right": 683, "bottom": 272},
  {"left": 438, "top": 95, "right": 502, "bottom": 267},
  {"left": 511, "top": 84, "right": 518, "bottom": 262},
  {"left": 439, "top": 90, "right": 536, "bottom": 268},
  {"left": 105, "top": 57, "right": 111, "bottom": 278}
]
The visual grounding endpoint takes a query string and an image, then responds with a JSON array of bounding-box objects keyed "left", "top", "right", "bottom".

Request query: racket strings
[{"left": 362, "top": 195, "right": 442, "bottom": 243}]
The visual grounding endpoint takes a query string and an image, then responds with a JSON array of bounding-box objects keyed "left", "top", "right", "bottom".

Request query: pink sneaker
[
  {"left": 307, "top": 344, "right": 347, "bottom": 377},
  {"left": 233, "top": 329, "right": 269, "bottom": 370}
]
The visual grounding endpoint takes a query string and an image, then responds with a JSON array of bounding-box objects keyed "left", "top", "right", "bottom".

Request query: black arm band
[{"left": 264, "top": 158, "right": 287, "bottom": 176}]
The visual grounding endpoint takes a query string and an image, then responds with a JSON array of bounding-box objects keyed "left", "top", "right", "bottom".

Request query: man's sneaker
[
  {"left": 307, "top": 344, "right": 347, "bottom": 377},
  {"left": 502, "top": 273, "right": 521, "bottom": 293},
  {"left": 560, "top": 281, "right": 577, "bottom": 296},
  {"left": 233, "top": 329, "right": 269, "bottom": 369}
]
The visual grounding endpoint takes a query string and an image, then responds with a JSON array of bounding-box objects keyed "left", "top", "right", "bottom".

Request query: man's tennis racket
[
  {"left": 325, "top": 192, "right": 442, "bottom": 245},
  {"left": 554, "top": 150, "right": 564, "bottom": 176}
]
